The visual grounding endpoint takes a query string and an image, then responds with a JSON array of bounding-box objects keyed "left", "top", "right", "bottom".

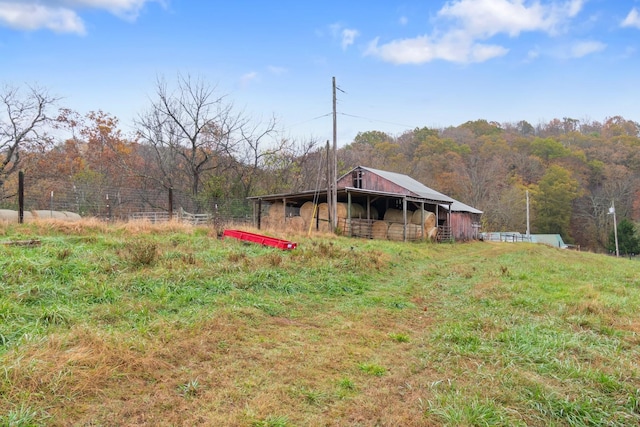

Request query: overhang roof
[{"left": 442, "top": 199, "right": 484, "bottom": 214}]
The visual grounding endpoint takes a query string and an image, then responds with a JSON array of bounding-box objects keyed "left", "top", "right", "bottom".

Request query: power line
[
  {"left": 288, "top": 112, "right": 332, "bottom": 128},
  {"left": 338, "top": 112, "right": 416, "bottom": 130}
]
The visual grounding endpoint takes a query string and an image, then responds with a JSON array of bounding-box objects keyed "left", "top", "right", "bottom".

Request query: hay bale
[
  {"left": 371, "top": 220, "right": 389, "bottom": 240},
  {"left": 317, "top": 203, "right": 329, "bottom": 220},
  {"left": 300, "top": 201, "right": 316, "bottom": 223},
  {"left": 32, "top": 210, "right": 70, "bottom": 220},
  {"left": 383, "top": 208, "right": 406, "bottom": 223},
  {"left": 260, "top": 215, "right": 274, "bottom": 230},
  {"left": 336, "top": 202, "right": 365, "bottom": 219},
  {"left": 316, "top": 219, "right": 331, "bottom": 233},
  {"left": 388, "top": 223, "right": 422, "bottom": 241},
  {"left": 427, "top": 226, "right": 438, "bottom": 240},
  {"left": 285, "top": 216, "right": 306, "bottom": 233},
  {"left": 411, "top": 210, "right": 436, "bottom": 229},
  {"left": 267, "top": 202, "right": 285, "bottom": 219},
  {"left": 0, "top": 209, "right": 18, "bottom": 222},
  {"left": 63, "top": 211, "right": 82, "bottom": 221}
]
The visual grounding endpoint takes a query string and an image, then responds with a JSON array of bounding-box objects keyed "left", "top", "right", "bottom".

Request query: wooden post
[
  {"left": 257, "top": 199, "right": 262, "bottom": 230},
  {"left": 18, "top": 171, "right": 24, "bottom": 224},
  {"left": 402, "top": 197, "right": 408, "bottom": 242},
  {"left": 168, "top": 188, "right": 173, "bottom": 220}
]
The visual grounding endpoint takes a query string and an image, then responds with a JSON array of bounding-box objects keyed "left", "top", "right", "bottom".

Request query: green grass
[{"left": 1, "top": 220, "right": 640, "bottom": 426}]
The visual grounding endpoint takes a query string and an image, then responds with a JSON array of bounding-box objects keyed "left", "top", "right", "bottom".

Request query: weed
[
  {"left": 177, "top": 378, "right": 200, "bottom": 398},
  {"left": 251, "top": 415, "right": 291, "bottom": 427},
  {"left": 228, "top": 251, "right": 246, "bottom": 262},
  {"left": 127, "top": 241, "right": 158, "bottom": 266},
  {"left": 389, "top": 332, "right": 410, "bottom": 343},
  {"left": 358, "top": 363, "right": 386, "bottom": 376},
  {"left": 56, "top": 248, "right": 72, "bottom": 260},
  {"left": 1, "top": 403, "right": 46, "bottom": 426},
  {"left": 293, "top": 386, "right": 329, "bottom": 406}
]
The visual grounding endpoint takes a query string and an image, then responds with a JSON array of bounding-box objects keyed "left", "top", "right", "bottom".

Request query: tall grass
[{"left": 1, "top": 219, "right": 639, "bottom": 425}]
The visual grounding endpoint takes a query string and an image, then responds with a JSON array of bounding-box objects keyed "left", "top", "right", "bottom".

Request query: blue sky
[{"left": 2, "top": 0, "right": 640, "bottom": 145}]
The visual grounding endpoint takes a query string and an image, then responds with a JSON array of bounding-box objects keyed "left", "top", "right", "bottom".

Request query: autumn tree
[
  {"left": 532, "top": 165, "right": 580, "bottom": 239},
  {"left": 0, "top": 84, "right": 58, "bottom": 201},
  {"left": 608, "top": 218, "right": 640, "bottom": 256},
  {"left": 135, "top": 74, "right": 244, "bottom": 203}
]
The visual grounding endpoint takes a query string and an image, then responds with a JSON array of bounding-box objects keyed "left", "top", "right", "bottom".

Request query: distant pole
[
  {"left": 610, "top": 200, "right": 619, "bottom": 257},
  {"left": 18, "top": 171, "right": 24, "bottom": 224},
  {"left": 326, "top": 140, "right": 331, "bottom": 229},
  {"left": 50, "top": 191, "right": 54, "bottom": 218},
  {"left": 331, "top": 77, "right": 338, "bottom": 231},
  {"left": 526, "top": 190, "right": 530, "bottom": 238}
]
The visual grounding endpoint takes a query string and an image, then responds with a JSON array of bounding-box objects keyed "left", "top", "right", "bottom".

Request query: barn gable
[{"left": 337, "top": 166, "right": 455, "bottom": 205}]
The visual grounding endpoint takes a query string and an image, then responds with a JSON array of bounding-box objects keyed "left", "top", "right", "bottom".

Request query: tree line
[{"left": 1, "top": 76, "right": 638, "bottom": 252}]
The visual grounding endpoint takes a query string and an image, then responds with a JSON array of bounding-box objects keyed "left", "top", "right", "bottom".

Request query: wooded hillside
[{"left": 1, "top": 81, "right": 638, "bottom": 252}]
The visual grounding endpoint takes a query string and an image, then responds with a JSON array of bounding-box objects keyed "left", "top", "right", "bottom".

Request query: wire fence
[{"left": 0, "top": 174, "right": 253, "bottom": 226}]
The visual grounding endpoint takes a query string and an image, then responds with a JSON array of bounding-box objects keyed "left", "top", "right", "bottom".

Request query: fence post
[
  {"left": 18, "top": 171, "right": 24, "bottom": 224},
  {"left": 168, "top": 188, "right": 173, "bottom": 220}
]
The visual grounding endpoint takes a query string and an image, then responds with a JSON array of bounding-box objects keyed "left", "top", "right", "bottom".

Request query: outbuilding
[{"left": 248, "top": 166, "right": 482, "bottom": 242}]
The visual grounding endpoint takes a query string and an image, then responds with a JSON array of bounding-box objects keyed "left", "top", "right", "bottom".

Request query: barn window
[{"left": 352, "top": 170, "right": 363, "bottom": 188}]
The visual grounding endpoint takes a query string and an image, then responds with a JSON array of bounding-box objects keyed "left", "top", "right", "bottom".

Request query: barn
[{"left": 248, "top": 166, "right": 482, "bottom": 242}]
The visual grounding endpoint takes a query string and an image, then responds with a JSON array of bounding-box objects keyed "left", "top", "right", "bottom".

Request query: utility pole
[
  {"left": 609, "top": 200, "right": 619, "bottom": 257},
  {"left": 326, "top": 140, "right": 331, "bottom": 229},
  {"left": 526, "top": 190, "right": 530, "bottom": 239},
  {"left": 331, "top": 76, "right": 338, "bottom": 231}
]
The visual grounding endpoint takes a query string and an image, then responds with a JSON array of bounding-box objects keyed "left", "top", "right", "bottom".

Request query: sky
[{"left": 2, "top": 0, "right": 640, "bottom": 146}]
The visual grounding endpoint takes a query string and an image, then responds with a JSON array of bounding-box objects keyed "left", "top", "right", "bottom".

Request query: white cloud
[
  {"left": 366, "top": 31, "right": 508, "bottom": 64},
  {"left": 329, "top": 22, "right": 359, "bottom": 50},
  {"left": 341, "top": 28, "right": 359, "bottom": 50},
  {"left": 0, "top": 0, "right": 160, "bottom": 33},
  {"left": 622, "top": 8, "right": 640, "bottom": 29},
  {"left": 366, "top": 0, "right": 586, "bottom": 65},
  {"left": 0, "top": 2, "right": 85, "bottom": 33},
  {"left": 569, "top": 40, "right": 606, "bottom": 58},
  {"left": 240, "top": 72, "right": 259, "bottom": 87}
]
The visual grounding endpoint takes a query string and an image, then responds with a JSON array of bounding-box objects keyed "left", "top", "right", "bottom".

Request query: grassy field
[{"left": 1, "top": 220, "right": 639, "bottom": 426}]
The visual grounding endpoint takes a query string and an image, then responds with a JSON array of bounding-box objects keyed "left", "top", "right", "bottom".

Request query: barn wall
[{"left": 450, "top": 212, "right": 481, "bottom": 241}]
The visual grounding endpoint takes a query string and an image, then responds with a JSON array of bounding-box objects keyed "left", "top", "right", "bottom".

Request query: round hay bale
[
  {"left": 317, "top": 203, "right": 329, "bottom": 220},
  {"left": 23, "top": 211, "right": 35, "bottom": 223},
  {"left": 285, "top": 216, "right": 306, "bottom": 233},
  {"left": 387, "top": 223, "right": 404, "bottom": 241},
  {"left": 32, "top": 210, "right": 69, "bottom": 220},
  {"left": 316, "top": 219, "right": 331, "bottom": 233},
  {"left": 0, "top": 209, "right": 18, "bottom": 222},
  {"left": 336, "top": 202, "right": 365, "bottom": 219},
  {"left": 371, "top": 220, "right": 389, "bottom": 240},
  {"left": 260, "top": 215, "right": 274, "bottom": 230},
  {"left": 267, "top": 201, "right": 285, "bottom": 218},
  {"left": 411, "top": 210, "right": 436, "bottom": 229},
  {"left": 300, "top": 201, "right": 316, "bottom": 223},
  {"left": 427, "top": 226, "right": 438, "bottom": 240},
  {"left": 63, "top": 211, "right": 82, "bottom": 221},
  {"left": 383, "top": 208, "right": 406, "bottom": 223},
  {"left": 388, "top": 223, "right": 422, "bottom": 241}
]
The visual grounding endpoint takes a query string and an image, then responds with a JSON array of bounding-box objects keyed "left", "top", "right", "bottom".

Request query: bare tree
[
  {"left": 0, "top": 84, "right": 58, "bottom": 199},
  {"left": 135, "top": 74, "right": 244, "bottom": 200}
]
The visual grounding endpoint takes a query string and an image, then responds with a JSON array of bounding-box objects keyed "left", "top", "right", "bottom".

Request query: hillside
[{"left": 1, "top": 220, "right": 639, "bottom": 426}]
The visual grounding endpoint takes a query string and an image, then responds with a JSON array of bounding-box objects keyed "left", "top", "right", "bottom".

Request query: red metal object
[{"left": 222, "top": 229, "right": 297, "bottom": 250}]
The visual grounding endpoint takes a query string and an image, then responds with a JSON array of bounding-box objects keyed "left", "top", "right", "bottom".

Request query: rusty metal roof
[{"left": 356, "top": 166, "right": 455, "bottom": 204}]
